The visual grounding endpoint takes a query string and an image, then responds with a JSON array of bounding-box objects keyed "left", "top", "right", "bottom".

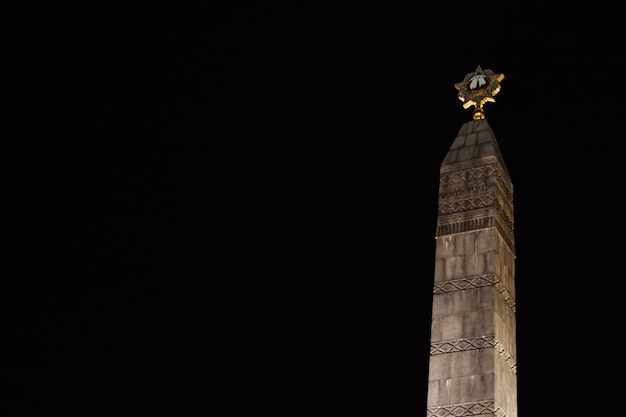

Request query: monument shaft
[{"left": 427, "top": 120, "right": 517, "bottom": 417}]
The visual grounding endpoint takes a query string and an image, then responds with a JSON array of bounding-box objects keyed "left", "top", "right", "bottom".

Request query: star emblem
[{"left": 454, "top": 65, "right": 504, "bottom": 119}]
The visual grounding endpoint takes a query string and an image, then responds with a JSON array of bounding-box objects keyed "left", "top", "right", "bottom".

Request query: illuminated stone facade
[{"left": 427, "top": 120, "right": 517, "bottom": 417}]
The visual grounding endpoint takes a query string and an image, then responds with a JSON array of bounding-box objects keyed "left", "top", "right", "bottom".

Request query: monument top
[{"left": 454, "top": 65, "right": 504, "bottom": 120}]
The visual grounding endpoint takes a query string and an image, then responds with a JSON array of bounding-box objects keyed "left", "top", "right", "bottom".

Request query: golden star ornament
[{"left": 454, "top": 66, "right": 504, "bottom": 120}]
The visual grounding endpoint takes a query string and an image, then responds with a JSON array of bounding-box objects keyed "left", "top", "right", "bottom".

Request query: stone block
[
  {"left": 438, "top": 314, "right": 464, "bottom": 341},
  {"left": 445, "top": 149, "right": 459, "bottom": 163},
  {"left": 455, "top": 233, "right": 469, "bottom": 256},
  {"left": 461, "top": 310, "right": 495, "bottom": 339},
  {"left": 431, "top": 287, "right": 495, "bottom": 318},
  {"left": 459, "top": 145, "right": 478, "bottom": 161},
  {"left": 427, "top": 380, "right": 440, "bottom": 405},
  {"left": 428, "top": 374, "right": 495, "bottom": 407},
  {"left": 438, "top": 377, "right": 462, "bottom": 405},
  {"left": 442, "top": 255, "right": 466, "bottom": 280},
  {"left": 433, "top": 258, "right": 445, "bottom": 282},
  {"left": 450, "top": 348, "right": 494, "bottom": 378},
  {"left": 483, "top": 251, "right": 496, "bottom": 274},
  {"left": 476, "top": 229, "right": 495, "bottom": 252},
  {"left": 479, "top": 142, "right": 495, "bottom": 157},
  {"left": 476, "top": 127, "right": 493, "bottom": 143},
  {"left": 454, "top": 234, "right": 468, "bottom": 256},
  {"left": 429, "top": 317, "right": 444, "bottom": 342},
  {"left": 495, "top": 357, "right": 518, "bottom": 417},
  {"left": 436, "top": 235, "right": 455, "bottom": 258},
  {"left": 428, "top": 353, "right": 451, "bottom": 380},
  {"left": 464, "top": 252, "right": 486, "bottom": 276},
  {"left": 459, "top": 373, "right": 495, "bottom": 404},
  {"left": 494, "top": 311, "right": 516, "bottom": 359},
  {"left": 431, "top": 293, "right": 453, "bottom": 318},
  {"left": 466, "top": 132, "right": 477, "bottom": 147},
  {"left": 450, "top": 135, "right": 466, "bottom": 150},
  {"left": 430, "top": 309, "right": 495, "bottom": 341}
]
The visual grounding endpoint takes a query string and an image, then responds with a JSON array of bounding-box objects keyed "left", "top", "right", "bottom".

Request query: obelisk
[{"left": 426, "top": 67, "right": 517, "bottom": 417}]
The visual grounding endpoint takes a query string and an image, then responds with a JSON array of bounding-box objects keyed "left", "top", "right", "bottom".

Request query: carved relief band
[
  {"left": 438, "top": 194, "right": 496, "bottom": 215},
  {"left": 436, "top": 217, "right": 494, "bottom": 237},
  {"left": 433, "top": 274, "right": 516, "bottom": 313},
  {"left": 433, "top": 274, "right": 496, "bottom": 294},
  {"left": 430, "top": 335, "right": 517, "bottom": 374},
  {"left": 440, "top": 163, "right": 513, "bottom": 202},
  {"left": 430, "top": 335, "right": 496, "bottom": 355},
  {"left": 427, "top": 400, "right": 508, "bottom": 417}
]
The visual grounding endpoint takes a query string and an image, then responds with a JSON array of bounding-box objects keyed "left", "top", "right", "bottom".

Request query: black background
[{"left": 9, "top": 3, "right": 626, "bottom": 416}]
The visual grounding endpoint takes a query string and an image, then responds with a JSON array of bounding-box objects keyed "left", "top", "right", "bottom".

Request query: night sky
[{"left": 11, "top": 3, "right": 626, "bottom": 416}]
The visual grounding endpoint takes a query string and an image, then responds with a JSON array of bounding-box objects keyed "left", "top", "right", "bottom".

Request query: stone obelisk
[{"left": 426, "top": 67, "right": 517, "bottom": 417}]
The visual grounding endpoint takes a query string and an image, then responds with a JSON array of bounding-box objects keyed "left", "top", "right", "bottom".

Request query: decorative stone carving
[
  {"left": 430, "top": 334, "right": 517, "bottom": 374},
  {"left": 433, "top": 274, "right": 516, "bottom": 313},
  {"left": 438, "top": 195, "right": 496, "bottom": 215},
  {"left": 430, "top": 335, "right": 496, "bottom": 355},
  {"left": 440, "top": 163, "right": 513, "bottom": 201},
  {"left": 495, "top": 340, "right": 517, "bottom": 374},
  {"left": 427, "top": 399, "right": 507, "bottom": 417},
  {"left": 494, "top": 280, "right": 516, "bottom": 313},
  {"left": 433, "top": 274, "right": 496, "bottom": 294},
  {"left": 436, "top": 217, "right": 494, "bottom": 236}
]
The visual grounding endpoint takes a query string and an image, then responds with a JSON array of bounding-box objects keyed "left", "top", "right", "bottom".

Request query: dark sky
[{"left": 11, "top": 3, "right": 626, "bottom": 416}]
